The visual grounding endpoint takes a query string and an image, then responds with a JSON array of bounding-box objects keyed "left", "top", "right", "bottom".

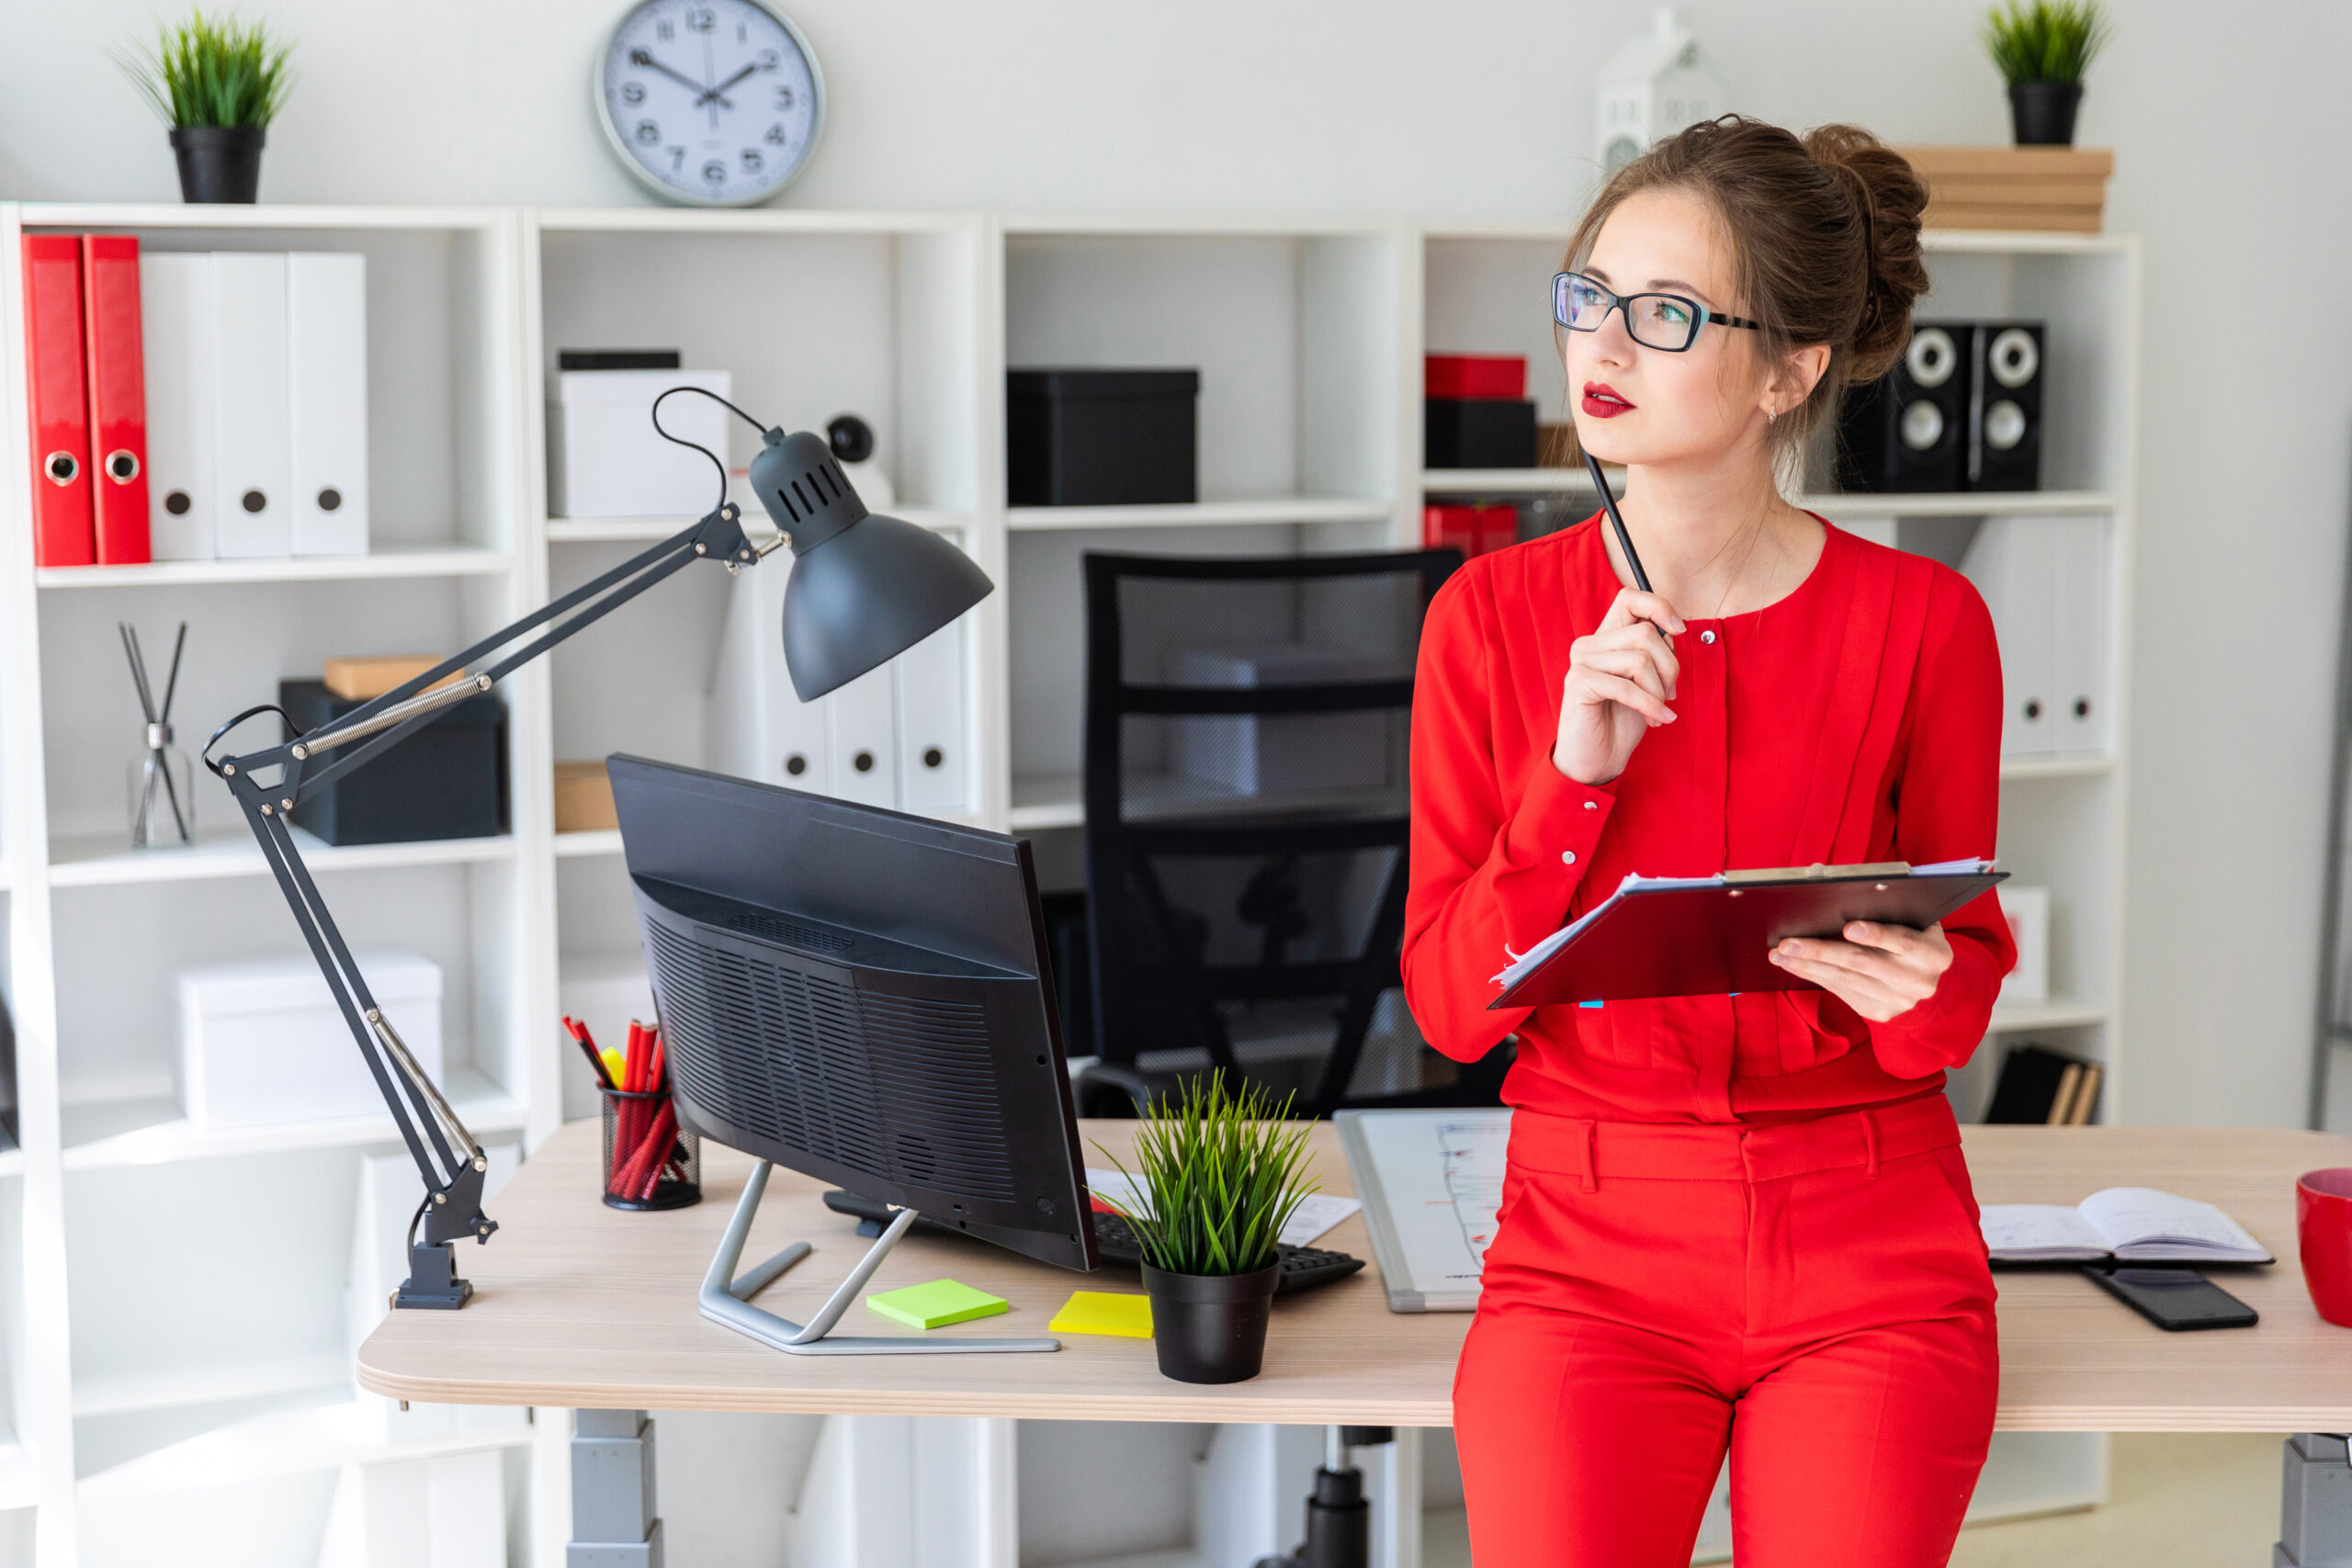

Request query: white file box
[
  {"left": 547, "top": 367, "right": 731, "bottom": 518},
  {"left": 1170, "top": 644, "right": 1388, "bottom": 795},
  {"left": 176, "top": 952, "right": 443, "bottom": 1128}
]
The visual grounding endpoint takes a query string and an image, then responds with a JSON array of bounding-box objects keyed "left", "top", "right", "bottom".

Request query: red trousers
[{"left": 1453, "top": 1095, "right": 1999, "bottom": 1568}]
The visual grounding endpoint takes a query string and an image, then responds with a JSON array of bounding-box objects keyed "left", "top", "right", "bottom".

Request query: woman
[{"left": 1405, "top": 117, "right": 2013, "bottom": 1568}]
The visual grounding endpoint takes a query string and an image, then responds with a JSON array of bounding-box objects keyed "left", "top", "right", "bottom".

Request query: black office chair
[{"left": 1074, "top": 547, "right": 1509, "bottom": 1120}]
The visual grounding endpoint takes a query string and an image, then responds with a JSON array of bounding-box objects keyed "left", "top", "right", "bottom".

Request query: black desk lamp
[{"left": 201, "top": 389, "right": 991, "bottom": 1309}]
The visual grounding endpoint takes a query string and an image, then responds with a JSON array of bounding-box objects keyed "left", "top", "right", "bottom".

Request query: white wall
[{"left": 3, "top": 0, "right": 2346, "bottom": 1126}]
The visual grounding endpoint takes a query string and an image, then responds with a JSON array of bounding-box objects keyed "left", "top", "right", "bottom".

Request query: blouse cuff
[{"left": 1491, "top": 756, "right": 1616, "bottom": 953}]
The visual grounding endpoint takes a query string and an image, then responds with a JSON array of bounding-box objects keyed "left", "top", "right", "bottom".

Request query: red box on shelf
[
  {"left": 1423, "top": 502, "right": 1519, "bottom": 558},
  {"left": 1426, "top": 355, "right": 1526, "bottom": 400}
]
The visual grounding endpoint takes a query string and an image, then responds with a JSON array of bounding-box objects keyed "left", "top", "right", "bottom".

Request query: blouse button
[
  {"left": 1583, "top": 800, "right": 1598, "bottom": 810},
  {"left": 1700, "top": 629, "right": 1717, "bottom": 645},
  {"left": 1561, "top": 851, "right": 1577, "bottom": 865}
]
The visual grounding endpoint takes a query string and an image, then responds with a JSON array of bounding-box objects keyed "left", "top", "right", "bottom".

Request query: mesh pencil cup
[{"left": 600, "top": 1085, "right": 701, "bottom": 1211}]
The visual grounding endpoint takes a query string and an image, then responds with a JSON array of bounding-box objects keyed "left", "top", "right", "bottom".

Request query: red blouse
[{"left": 1403, "top": 514, "right": 2016, "bottom": 1124}]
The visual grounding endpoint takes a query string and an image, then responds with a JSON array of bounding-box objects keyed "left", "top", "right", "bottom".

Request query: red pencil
[{"left": 564, "top": 1017, "right": 616, "bottom": 1091}]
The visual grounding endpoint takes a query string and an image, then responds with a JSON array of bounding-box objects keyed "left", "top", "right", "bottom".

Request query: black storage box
[
  {"left": 279, "top": 680, "right": 510, "bottom": 846},
  {"left": 1009, "top": 368, "right": 1199, "bottom": 505},
  {"left": 1426, "top": 398, "right": 1538, "bottom": 468}
]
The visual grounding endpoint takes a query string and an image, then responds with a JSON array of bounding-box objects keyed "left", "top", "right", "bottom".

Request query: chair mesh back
[{"left": 1080, "top": 549, "right": 1457, "bottom": 1111}]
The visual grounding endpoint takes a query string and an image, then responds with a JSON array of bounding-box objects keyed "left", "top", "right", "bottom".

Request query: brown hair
[{"left": 1564, "top": 115, "right": 1928, "bottom": 473}]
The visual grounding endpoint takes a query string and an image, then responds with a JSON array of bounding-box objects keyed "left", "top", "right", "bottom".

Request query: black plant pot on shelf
[
  {"left": 2008, "top": 81, "right": 2084, "bottom": 147},
  {"left": 1142, "top": 1260, "right": 1280, "bottom": 1384},
  {"left": 169, "top": 125, "right": 266, "bottom": 203}
]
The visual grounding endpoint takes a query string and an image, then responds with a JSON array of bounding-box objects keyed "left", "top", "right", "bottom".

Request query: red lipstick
[{"left": 1581, "top": 381, "right": 1634, "bottom": 419}]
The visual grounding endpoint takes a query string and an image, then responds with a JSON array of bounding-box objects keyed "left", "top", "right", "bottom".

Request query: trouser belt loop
[
  {"left": 1860, "top": 1109, "right": 1881, "bottom": 1178},
  {"left": 1579, "top": 1120, "right": 1599, "bottom": 1193}
]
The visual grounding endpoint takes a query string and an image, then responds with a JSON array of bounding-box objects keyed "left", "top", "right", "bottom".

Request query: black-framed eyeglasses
[{"left": 1553, "top": 271, "right": 1764, "bottom": 353}]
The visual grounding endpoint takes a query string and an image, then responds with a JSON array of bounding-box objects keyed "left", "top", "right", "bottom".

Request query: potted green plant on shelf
[
  {"left": 1982, "top": 0, "right": 2111, "bottom": 147},
  {"left": 1097, "top": 1076, "right": 1315, "bottom": 1384},
  {"left": 119, "top": 9, "right": 294, "bottom": 204}
]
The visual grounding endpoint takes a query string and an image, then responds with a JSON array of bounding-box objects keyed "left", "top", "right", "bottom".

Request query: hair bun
[{"left": 1801, "top": 126, "right": 1928, "bottom": 384}]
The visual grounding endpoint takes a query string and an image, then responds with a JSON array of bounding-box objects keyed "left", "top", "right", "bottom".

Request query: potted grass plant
[
  {"left": 1096, "top": 1076, "right": 1315, "bottom": 1384},
  {"left": 1981, "top": 0, "right": 2111, "bottom": 147},
  {"left": 119, "top": 10, "right": 294, "bottom": 203}
]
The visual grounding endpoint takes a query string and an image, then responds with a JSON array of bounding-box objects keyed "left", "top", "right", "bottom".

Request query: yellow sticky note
[{"left": 1049, "top": 1291, "right": 1153, "bottom": 1338}]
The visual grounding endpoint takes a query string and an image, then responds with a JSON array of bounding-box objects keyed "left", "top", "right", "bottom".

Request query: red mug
[{"left": 2298, "top": 1168, "right": 2352, "bottom": 1326}]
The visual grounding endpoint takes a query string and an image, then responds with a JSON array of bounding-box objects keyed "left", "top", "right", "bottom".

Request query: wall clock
[{"left": 595, "top": 0, "right": 826, "bottom": 207}]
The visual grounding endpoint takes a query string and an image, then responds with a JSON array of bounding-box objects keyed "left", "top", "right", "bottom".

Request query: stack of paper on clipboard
[
  {"left": 1490, "top": 859, "right": 2004, "bottom": 1009},
  {"left": 141, "top": 250, "right": 368, "bottom": 561}
]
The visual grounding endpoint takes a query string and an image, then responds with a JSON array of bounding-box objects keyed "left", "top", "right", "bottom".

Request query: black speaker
[
  {"left": 1835, "top": 321, "right": 1969, "bottom": 492},
  {"left": 1967, "top": 322, "right": 2044, "bottom": 491}
]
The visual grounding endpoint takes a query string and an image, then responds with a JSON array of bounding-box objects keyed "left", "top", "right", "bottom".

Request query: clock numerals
[{"left": 603, "top": 0, "right": 822, "bottom": 204}]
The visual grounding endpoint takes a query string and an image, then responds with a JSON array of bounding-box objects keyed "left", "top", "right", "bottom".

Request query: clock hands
[
  {"left": 698, "top": 63, "right": 759, "bottom": 107},
  {"left": 627, "top": 47, "right": 730, "bottom": 109}
]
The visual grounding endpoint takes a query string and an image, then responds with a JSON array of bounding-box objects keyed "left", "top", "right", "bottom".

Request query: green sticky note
[
  {"left": 865, "top": 1279, "right": 1010, "bottom": 1330},
  {"left": 1048, "top": 1291, "right": 1154, "bottom": 1338}
]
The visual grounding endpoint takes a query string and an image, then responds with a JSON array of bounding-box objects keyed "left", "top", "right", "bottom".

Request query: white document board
[{"left": 1336, "top": 1108, "right": 1512, "bottom": 1312}]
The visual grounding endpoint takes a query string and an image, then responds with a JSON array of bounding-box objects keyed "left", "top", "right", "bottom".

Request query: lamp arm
[{"left": 208, "top": 504, "right": 757, "bottom": 1308}]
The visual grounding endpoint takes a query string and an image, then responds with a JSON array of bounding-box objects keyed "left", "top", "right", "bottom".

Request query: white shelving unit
[{"left": 0, "top": 204, "right": 2139, "bottom": 1566}]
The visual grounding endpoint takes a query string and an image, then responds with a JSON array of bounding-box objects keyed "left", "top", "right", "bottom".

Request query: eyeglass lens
[{"left": 1555, "top": 274, "right": 1702, "bottom": 351}]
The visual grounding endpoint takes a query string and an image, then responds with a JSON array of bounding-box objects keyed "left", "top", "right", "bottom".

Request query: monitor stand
[{"left": 699, "top": 1160, "right": 1062, "bottom": 1355}]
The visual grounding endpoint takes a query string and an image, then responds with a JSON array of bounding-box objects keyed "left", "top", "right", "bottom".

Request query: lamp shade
[{"left": 748, "top": 429, "right": 993, "bottom": 703}]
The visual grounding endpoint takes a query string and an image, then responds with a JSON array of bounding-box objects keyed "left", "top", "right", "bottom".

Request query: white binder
[
  {"left": 1962, "top": 515, "right": 2058, "bottom": 757},
  {"left": 209, "top": 252, "right": 292, "bottom": 558},
  {"left": 2053, "top": 514, "right": 2109, "bottom": 754},
  {"left": 704, "top": 556, "right": 830, "bottom": 792},
  {"left": 826, "top": 663, "right": 899, "bottom": 808},
  {"left": 894, "top": 620, "right": 969, "bottom": 816},
  {"left": 288, "top": 252, "right": 369, "bottom": 556},
  {"left": 138, "top": 252, "right": 217, "bottom": 560}
]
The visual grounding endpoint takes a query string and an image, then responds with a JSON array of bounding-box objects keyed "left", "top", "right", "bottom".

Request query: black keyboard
[{"left": 820, "top": 1189, "right": 1365, "bottom": 1296}]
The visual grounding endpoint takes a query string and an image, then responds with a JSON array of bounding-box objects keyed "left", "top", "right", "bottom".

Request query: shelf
[
  {"left": 1420, "top": 468, "right": 1605, "bottom": 495},
  {"left": 548, "top": 507, "right": 969, "bottom": 543},
  {"left": 1009, "top": 772, "right": 1399, "bottom": 832},
  {"left": 20, "top": 203, "right": 505, "bottom": 233},
  {"left": 2000, "top": 753, "right": 2116, "bottom": 781},
  {"left": 553, "top": 829, "right": 624, "bottom": 859},
  {"left": 71, "top": 1352, "right": 353, "bottom": 1420},
  {"left": 36, "top": 543, "right": 513, "bottom": 590},
  {"left": 1007, "top": 497, "right": 1393, "bottom": 531},
  {"left": 1987, "top": 997, "right": 2108, "bottom": 1032},
  {"left": 61, "top": 1065, "right": 526, "bottom": 1170},
  {"left": 49, "top": 825, "right": 517, "bottom": 888},
  {"left": 78, "top": 1398, "right": 531, "bottom": 1498}
]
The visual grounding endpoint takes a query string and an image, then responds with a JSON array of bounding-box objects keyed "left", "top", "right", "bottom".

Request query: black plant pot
[
  {"left": 170, "top": 125, "right": 266, "bottom": 203},
  {"left": 2008, "top": 81, "right": 2084, "bottom": 147},
  {"left": 1142, "top": 1260, "right": 1280, "bottom": 1383}
]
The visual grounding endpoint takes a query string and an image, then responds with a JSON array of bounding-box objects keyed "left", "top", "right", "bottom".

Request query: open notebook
[{"left": 1978, "top": 1187, "right": 2272, "bottom": 1264}]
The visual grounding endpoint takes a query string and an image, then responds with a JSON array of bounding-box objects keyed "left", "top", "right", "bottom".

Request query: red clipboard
[{"left": 1489, "top": 861, "right": 2006, "bottom": 1010}]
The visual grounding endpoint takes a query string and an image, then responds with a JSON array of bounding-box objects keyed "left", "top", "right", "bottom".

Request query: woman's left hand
[{"left": 1767, "top": 921, "right": 1952, "bottom": 1022}]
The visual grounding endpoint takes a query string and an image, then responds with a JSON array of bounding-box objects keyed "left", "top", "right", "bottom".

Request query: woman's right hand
[{"left": 1553, "top": 589, "right": 1686, "bottom": 785}]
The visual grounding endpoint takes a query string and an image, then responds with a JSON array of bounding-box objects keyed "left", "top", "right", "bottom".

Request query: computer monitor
[{"left": 609, "top": 754, "right": 1095, "bottom": 1355}]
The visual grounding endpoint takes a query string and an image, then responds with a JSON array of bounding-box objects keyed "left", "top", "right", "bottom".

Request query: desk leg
[
  {"left": 2278, "top": 1434, "right": 2352, "bottom": 1567},
  {"left": 571, "top": 1409, "right": 664, "bottom": 1568}
]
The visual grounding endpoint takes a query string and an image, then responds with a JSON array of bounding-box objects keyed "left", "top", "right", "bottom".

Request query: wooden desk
[{"left": 359, "top": 1120, "right": 2352, "bottom": 1431}]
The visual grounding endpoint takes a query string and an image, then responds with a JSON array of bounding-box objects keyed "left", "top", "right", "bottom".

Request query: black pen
[{"left": 1584, "top": 450, "right": 1650, "bottom": 594}]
